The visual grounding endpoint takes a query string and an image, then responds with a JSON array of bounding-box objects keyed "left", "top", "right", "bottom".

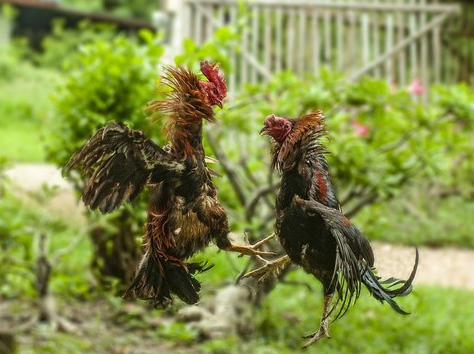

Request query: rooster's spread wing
[{"left": 65, "top": 122, "right": 185, "bottom": 213}]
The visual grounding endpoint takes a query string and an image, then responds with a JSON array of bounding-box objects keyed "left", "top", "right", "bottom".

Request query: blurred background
[{"left": 0, "top": 0, "right": 474, "bottom": 353}]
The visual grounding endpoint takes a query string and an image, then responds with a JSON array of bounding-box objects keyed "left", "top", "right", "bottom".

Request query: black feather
[
  {"left": 64, "top": 122, "right": 185, "bottom": 213},
  {"left": 292, "top": 197, "right": 418, "bottom": 320},
  {"left": 124, "top": 250, "right": 213, "bottom": 307}
]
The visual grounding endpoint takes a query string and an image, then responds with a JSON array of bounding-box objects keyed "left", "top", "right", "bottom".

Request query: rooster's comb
[{"left": 200, "top": 61, "right": 227, "bottom": 98}]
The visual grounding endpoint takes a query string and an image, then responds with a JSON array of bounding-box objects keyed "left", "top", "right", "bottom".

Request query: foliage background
[{"left": 1, "top": 3, "right": 474, "bottom": 353}]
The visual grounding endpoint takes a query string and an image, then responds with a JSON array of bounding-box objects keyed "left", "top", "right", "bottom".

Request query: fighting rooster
[
  {"left": 247, "top": 112, "right": 418, "bottom": 348},
  {"left": 65, "top": 62, "right": 271, "bottom": 306}
]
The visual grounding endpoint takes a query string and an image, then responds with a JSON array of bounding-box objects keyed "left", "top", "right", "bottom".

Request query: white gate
[{"left": 166, "top": 0, "right": 460, "bottom": 94}]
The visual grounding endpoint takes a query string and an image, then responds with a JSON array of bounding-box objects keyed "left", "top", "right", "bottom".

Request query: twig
[
  {"left": 51, "top": 229, "right": 88, "bottom": 266},
  {"left": 281, "top": 280, "right": 313, "bottom": 292},
  {"left": 234, "top": 257, "right": 254, "bottom": 284},
  {"left": 245, "top": 183, "right": 280, "bottom": 222},
  {"left": 340, "top": 186, "right": 366, "bottom": 207},
  {"left": 239, "top": 158, "right": 259, "bottom": 187},
  {"left": 378, "top": 131, "right": 413, "bottom": 153},
  {"left": 238, "top": 143, "right": 274, "bottom": 209},
  {"left": 345, "top": 192, "right": 378, "bottom": 218},
  {"left": 225, "top": 252, "right": 241, "bottom": 274},
  {"left": 379, "top": 112, "right": 452, "bottom": 153},
  {"left": 207, "top": 131, "right": 247, "bottom": 207}
]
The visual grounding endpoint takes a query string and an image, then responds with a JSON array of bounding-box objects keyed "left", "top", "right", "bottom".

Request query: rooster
[
  {"left": 247, "top": 112, "right": 418, "bottom": 348},
  {"left": 65, "top": 62, "right": 271, "bottom": 306}
]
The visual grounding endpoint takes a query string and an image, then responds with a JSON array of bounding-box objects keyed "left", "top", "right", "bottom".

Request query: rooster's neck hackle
[
  {"left": 271, "top": 111, "right": 326, "bottom": 171},
  {"left": 147, "top": 66, "right": 215, "bottom": 160}
]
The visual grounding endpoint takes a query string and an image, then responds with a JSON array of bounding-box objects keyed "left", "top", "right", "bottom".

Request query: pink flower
[
  {"left": 352, "top": 120, "right": 369, "bottom": 137},
  {"left": 409, "top": 78, "right": 424, "bottom": 96}
]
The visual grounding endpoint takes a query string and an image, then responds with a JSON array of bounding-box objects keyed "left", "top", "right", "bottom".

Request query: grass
[
  {"left": 1, "top": 163, "right": 473, "bottom": 354},
  {"left": 355, "top": 192, "right": 474, "bottom": 249},
  {"left": 245, "top": 272, "right": 474, "bottom": 354},
  {"left": 0, "top": 55, "right": 60, "bottom": 162}
]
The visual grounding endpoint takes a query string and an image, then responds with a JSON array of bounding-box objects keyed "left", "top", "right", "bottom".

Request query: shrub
[{"left": 48, "top": 31, "right": 164, "bottom": 287}]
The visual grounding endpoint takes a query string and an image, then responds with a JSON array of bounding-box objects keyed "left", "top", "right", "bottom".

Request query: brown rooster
[
  {"left": 246, "top": 112, "right": 418, "bottom": 348},
  {"left": 65, "top": 62, "right": 271, "bottom": 306}
]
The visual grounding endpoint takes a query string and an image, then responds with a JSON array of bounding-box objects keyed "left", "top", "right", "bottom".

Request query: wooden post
[
  {"left": 420, "top": 0, "right": 429, "bottom": 102},
  {"left": 372, "top": 6, "right": 381, "bottom": 77},
  {"left": 264, "top": 7, "right": 272, "bottom": 74},
  {"left": 229, "top": 5, "right": 237, "bottom": 96},
  {"left": 336, "top": 3, "right": 344, "bottom": 70},
  {"left": 297, "top": 8, "right": 306, "bottom": 75},
  {"left": 275, "top": 7, "right": 283, "bottom": 72},
  {"left": 350, "top": 12, "right": 452, "bottom": 81},
  {"left": 251, "top": 6, "right": 259, "bottom": 83},
  {"left": 286, "top": 8, "right": 296, "bottom": 70},
  {"left": 323, "top": 2, "right": 331, "bottom": 65},
  {"left": 409, "top": 0, "right": 418, "bottom": 80},
  {"left": 397, "top": 0, "right": 407, "bottom": 86},
  {"left": 311, "top": 10, "right": 320, "bottom": 74},
  {"left": 164, "top": 0, "right": 187, "bottom": 58}
]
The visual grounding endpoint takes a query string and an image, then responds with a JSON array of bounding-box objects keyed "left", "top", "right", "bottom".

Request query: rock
[{"left": 178, "top": 284, "right": 255, "bottom": 339}]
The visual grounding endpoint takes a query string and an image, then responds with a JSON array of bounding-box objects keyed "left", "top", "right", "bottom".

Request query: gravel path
[
  {"left": 5, "top": 163, "right": 474, "bottom": 291},
  {"left": 4, "top": 163, "right": 86, "bottom": 224},
  {"left": 373, "top": 242, "right": 474, "bottom": 290}
]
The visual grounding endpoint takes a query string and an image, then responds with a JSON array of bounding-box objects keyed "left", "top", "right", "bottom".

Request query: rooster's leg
[
  {"left": 223, "top": 233, "right": 276, "bottom": 257},
  {"left": 225, "top": 242, "right": 275, "bottom": 257},
  {"left": 248, "top": 233, "right": 276, "bottom": 249},
  {"left": 301, "top": 294, "right": 332, "bottom": 349},
  {"left": 241, "top": 255, "right": 291, "bottom": 282}
]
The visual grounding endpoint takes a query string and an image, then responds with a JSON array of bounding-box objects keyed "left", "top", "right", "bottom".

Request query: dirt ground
[{"left": 5, "top": 163, "right": 474, "bottom": 291}]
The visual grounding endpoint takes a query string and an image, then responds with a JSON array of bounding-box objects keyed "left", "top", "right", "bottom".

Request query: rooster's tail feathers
[
  {"left": 125, "top": 251, "right": 213, "bottom": 306},
  {"left": 361, "top": 247, "right": 419, "bottom": 315}
]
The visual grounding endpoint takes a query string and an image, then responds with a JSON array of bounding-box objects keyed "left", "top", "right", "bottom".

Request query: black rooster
[
  {"left": 248, "top": 112, "right": 418, "bottom": 348},
  {"left": 65, "top": 62, "right": 271, "bottom": 306}
]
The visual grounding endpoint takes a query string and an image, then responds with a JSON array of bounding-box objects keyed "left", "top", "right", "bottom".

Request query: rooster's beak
[
  {"left": 216, "top": 101, "right": 223, "bottom": 109},
  {"left": 259, "top": 126, "right": 268, "bottom": 135}
]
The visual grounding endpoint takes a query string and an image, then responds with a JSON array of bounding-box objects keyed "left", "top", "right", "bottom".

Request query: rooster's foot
[
  {"left": 301, "top": 294, "right": 333, "bottom": 348},
  {"left": 301, "top": 327, "right": 331, "bottom": 349},
  {"left": 226, "top": 233, "right": 276, "bottom": 258},
  {"left": 242, "top": 255, "right": 290, "bottom": 282}
]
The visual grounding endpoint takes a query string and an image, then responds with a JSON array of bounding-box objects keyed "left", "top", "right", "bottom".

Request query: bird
[
  {"left": 247, "top": 111, "right": 418, "bottom": 348},
  {"left": 64, "top": 62, "right": 272, "bottom": 306}
]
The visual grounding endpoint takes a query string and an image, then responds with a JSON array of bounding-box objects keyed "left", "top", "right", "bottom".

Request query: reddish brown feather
[
  {"left": 316, "top": 171, "right": 328, "bottom": 202},
  {"left": 271, "top": 111, "right": 325, "bottom": 171},
  {"left": 146, "top": 65, "right": 215, "bottom": 159}
]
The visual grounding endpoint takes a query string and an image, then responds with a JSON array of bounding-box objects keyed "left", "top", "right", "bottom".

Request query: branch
[
  {"left": 234, "top": 257, "right": 253, "bottom": 284},
  {"left": 378, "top": 131, "right": 413, "bottom": 153},
  {"left": 340, "top": 186, "right": 368, "bottom": 207},
  {"left": 345, "top": 192, "right": 378, "bottom": 218},
  {"left": 51, "top": 229, "right": 88, "bottom": 266},
  {"left": 238, "top": 142, "right": 274, "bottom": 210},
  {"left": 281, "top": 279, "right": 313, "bottom": 292},
  {"left": 379, "top": 112, "right": 452, "bottom": 154},
  {"left": 206, "top": 130, "right": 247, "bottom": 207},
  {"left": 245, "top": 183, "right": 280, "bottom": 222},
  {"left": 239, "top": 158, "right": 260, "bottom": 186}
]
